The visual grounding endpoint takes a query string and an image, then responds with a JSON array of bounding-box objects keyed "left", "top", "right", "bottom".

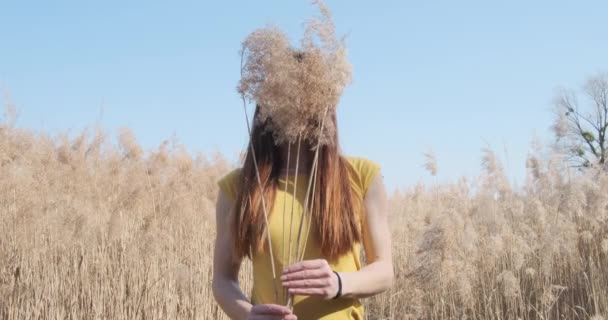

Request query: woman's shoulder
[
  {"left": 217, "top": 168, "right": 243, "bottom": 201},
  {"left": 218, "top": 167, "right": 242, "bottom": 181},
  {"left": 344, "top": 155, "right": 382, "bottom": 196},
  {"left": 344, "top": 156, "right": 381, "bottom": 171}
]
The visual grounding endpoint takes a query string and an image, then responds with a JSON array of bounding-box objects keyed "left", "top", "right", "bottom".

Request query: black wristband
[{"left": 332, "top": 271, "right": 342, "bottom": 299}]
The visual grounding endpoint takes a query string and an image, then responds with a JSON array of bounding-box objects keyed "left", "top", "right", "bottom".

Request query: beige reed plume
[{"left": 238, "top": 0, "right": 351, "bottom": 147}]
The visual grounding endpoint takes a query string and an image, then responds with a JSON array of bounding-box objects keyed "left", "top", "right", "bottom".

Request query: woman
[{"left": 212, "top": 106, "right": 393, "bottom": 320}]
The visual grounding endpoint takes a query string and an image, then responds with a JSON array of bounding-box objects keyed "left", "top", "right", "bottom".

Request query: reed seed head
[{"left": 237, "top": 0, "right": 352, "bottom": 146}]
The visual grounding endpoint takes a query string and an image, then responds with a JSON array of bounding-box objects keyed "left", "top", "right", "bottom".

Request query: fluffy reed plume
[
  {"left": 551, "top": 103, "right": 570, "bottom": 139},
  {"left": 481, "top": 146, "right": 511, "bottom": 197},
  {"left": 237, "top": 0, "right": 351, "bottom": 146},
  {"left": 497, "top": 270, "right": 521, "bottom": 298},
  {"left": 118, "top": 127, "right": 143, "bottom": 160},
  {"left": 423, "top": 150, "right": 438, "bottom": 176}
]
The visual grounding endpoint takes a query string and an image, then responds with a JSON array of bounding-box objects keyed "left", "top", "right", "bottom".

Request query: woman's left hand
[{"left": 281, "top": 259, "right": 339, "bottom": 300}]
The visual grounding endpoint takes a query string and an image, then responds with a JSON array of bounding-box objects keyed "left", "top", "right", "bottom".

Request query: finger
[
  {"left": 281, "top": 267, "right": 330, "bottom": 281},
  {"left": 252, "top": 304, "right": 291, "bottom": 315},
  {"left": 249, "top": 315, "right": 286, "bottom": 320},
  {"left": 284, "top": 315, "right": 298, "bottom": 320},
  {"left": 283, "top": 278, "right": 331, "bottom": 289},
  {"left": 288, "top": 287, "right": 329, "bottom": 297},
  {"left": 251, "top": 304, "right": 291, "bottom": 315},
  {"left": 283, "top": 259, "right": 326, "bottom": 274}
]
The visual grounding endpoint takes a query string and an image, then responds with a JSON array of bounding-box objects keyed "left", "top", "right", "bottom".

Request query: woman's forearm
[
  {"left": 212, "top": 278, "right": 252, "bottom": 320},
  {"left": 338, "top": 260, "right": 393, "bottom": 299}
]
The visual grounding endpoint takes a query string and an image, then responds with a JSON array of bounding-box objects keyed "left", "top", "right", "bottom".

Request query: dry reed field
[{"left": 1, "top": 111, "right": 607, "bottom": 319}]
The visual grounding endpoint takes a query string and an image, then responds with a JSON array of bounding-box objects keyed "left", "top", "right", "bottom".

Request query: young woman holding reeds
[
  {"left": 212, "top": 2, "right": 392, "bottom": 319},
  {"left": 212, "top": 107, "right": 393, "bottom": 320}
]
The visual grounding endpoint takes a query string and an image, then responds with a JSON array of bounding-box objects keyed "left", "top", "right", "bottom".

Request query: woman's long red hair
[{"left": 231, "top": 106, "right": 362, "bottom": 262}]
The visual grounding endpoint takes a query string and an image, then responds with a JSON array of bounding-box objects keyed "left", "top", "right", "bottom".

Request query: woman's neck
[{"left": 278, "top": 142, "right": 314, "bottom": 175}]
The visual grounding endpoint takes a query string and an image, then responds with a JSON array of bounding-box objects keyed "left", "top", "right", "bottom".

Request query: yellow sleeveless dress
[{"left": 217, "top": 156, "right": 381, "bottom": 320}]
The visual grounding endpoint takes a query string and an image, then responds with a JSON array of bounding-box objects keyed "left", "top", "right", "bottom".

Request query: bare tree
[{"left": 552, "top": 72, "right": 608, "bottom": 170}]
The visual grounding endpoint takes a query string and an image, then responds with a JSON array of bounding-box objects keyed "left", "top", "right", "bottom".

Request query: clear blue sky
[{"left": 1, "top": 1, "right": 607, "bottom": 191}]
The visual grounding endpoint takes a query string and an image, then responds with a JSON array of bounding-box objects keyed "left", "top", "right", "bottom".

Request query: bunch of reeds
[{"left": 236, "top": 0, "right": 352, "bottom": 307}]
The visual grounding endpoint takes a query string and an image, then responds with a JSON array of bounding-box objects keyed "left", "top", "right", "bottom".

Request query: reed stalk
[
  {"left": 286, "top": 104, "right": 330, "bottom": 308},
  {"left": 239, "top": 49, "right": 279, "bottom": 303},
  {"left": 287, "top": 136, "right": 302, "bottom": 267},
  {"left": 281, "top": 142, "right": 291, "bottom": 303}
]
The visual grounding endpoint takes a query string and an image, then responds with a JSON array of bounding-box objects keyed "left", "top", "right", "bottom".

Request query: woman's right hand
[{"left": 247, "top": 304, "right": 297, "bottom": 320}]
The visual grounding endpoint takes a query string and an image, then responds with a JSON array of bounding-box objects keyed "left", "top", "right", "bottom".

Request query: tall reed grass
[{"left": 1, "top": 116, "right": 606, "bottom": 319}]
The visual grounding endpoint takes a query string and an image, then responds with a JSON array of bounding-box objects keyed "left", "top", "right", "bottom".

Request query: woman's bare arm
[
  {"left": 211, "top": 190, "right": 252, "bottom": 320},
  {"left": 212, "top": 190, "right": 296, "bottom": 320},
  {"left": 340, "top": 171, "right": 393, "bottom": 298}
]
